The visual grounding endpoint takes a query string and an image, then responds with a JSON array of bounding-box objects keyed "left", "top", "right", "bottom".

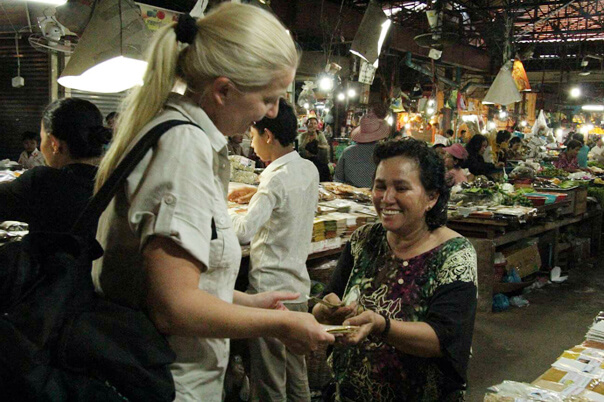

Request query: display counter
[{"left": 486, "top": 315, "right": 604, "bottom": 401}]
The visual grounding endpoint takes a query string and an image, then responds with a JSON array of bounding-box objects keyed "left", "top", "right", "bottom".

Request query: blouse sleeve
[{"left": 425, "top": 240, "right": 478, "bottom": 385}]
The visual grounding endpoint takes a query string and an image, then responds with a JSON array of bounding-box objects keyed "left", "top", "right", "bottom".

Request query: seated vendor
[
  {"left": 465, "top": 134, "right": 504, "bottom": 179},
  {"left": 506, "top": 136, "right": 523, "bottom": 160},
  {"left": 554, "top": 139, "right": 582, "bottom": 172}
]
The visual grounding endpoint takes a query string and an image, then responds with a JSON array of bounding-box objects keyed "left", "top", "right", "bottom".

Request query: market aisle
[{"left": 466, "top": 258, "right": 604, "bottom": 401}]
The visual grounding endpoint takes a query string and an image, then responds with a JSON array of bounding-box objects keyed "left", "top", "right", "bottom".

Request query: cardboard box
[{"left": 503, "top": 241, "right": 541, "bottom": 278}]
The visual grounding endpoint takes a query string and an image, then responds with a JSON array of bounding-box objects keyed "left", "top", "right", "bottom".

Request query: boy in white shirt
[
  {"left": 229, "top": 99, "right": 319, "bottom": 401},
  {"left": 18, "top": 131, "right": 45, "bottom": 169}
]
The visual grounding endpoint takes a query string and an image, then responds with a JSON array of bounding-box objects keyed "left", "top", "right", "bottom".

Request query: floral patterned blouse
[{"left": 326, "top": 223, "right": 478, "bottom": 402}]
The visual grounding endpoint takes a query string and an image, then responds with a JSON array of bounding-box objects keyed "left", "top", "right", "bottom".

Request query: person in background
[
  {"left": 444, "top": 143, "right": 469, "bottom": 186},
  {"left": 18, "top": 131, "right": 46, "bottom": 169},
  {"left": 229, "top": 99, "right": 318, "bottom": 401},
  {"left": 104, "top": 111, "right": 119, "bottom": 153},
  {"left": 459, "top": 129, "right": 470, "bottom": 144},
  {"left": 314, "top": 139, "right": 477, "bottom": 401},
  {"left": 465, "top": 133, "right": 503, "bottom": 178},
  {"left": 589, "top": 136, "right": 604, "bottom": 164},
  {"left": 227, "top": 133, "right": 245, "bottom": 156},
  {"left": 0, "top": 98, "right": 110, "bottom": 235},
  {"left": 91, "top": 5, "right": 333, "bottom": 401},
  {"left": 554, "top": 139, "right": 582, "bottom": 172},
  {"left": 432, "top": 143, "right": 446, "bottom": 158},
  {"left": 298, "top": 116, "right": 329, "bottom": 164},
  {"left": 494, "top": 130, "right": 512, "bottom": 165},
  {"left": 573, "top": 133, "right": 590, "bottom": 168},
  {"left": 334, "top": 110, "right": 390, "bottom": 188},
  {"left": 507, "top": 136, "right": 523, "bottom": 160}
]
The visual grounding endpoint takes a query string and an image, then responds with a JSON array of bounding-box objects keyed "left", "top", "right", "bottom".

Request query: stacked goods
[{"left": 229, "top": 155, "right": 259, "bottom": 185}]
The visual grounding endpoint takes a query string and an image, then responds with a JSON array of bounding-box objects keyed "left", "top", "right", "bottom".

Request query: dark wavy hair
[
  {"left": 466, "top": 133, "right": 487, "bottom": 156},
  {"left": 373, "top": 139, "right": 449, "bottom": 230},
  {"left": 42, "top": 98, "right": 110, "bottom": 159},
  {"left": 253, "top": 98, "right": 297, "bottom": 147},
  {"left": 566, "top": 139, "right": 582, "bottom": 151}
]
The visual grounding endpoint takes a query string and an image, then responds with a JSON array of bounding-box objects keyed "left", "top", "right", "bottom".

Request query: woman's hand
[
  {"left": 247, "top": 291, "right": 300, "bottom": 311},
  {"left": 312, "top": 293, "right": 357, "bottom": 325},
  {"left": 341, "top": 310, "right": 386, "bottom": 345},
  {"left": 228, "top": 187, "right": 257, "bottom": 204},
  {"left": 278, "top": 312, "right": 335, "bottom": 355}
]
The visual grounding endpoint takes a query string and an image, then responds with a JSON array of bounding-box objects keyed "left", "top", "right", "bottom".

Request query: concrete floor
[{"left": 466, "top": 259, "right": 604, "bottom": 401}]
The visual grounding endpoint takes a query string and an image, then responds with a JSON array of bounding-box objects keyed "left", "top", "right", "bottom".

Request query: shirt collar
[
  {"left": 261, "top": 150, "right": 300, "bottom": 177},
  {"left": 165, "top": 93, "right": 227, "bottom": 153}
]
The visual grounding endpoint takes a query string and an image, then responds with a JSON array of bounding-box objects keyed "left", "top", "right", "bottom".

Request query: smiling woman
[{"left": 313, "top": 139, "right": 478, "bottom": 401}]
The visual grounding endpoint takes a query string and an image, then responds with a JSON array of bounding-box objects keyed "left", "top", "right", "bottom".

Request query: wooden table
[{"left": 455, "top": 208, "right": 602, "bottom": 312}]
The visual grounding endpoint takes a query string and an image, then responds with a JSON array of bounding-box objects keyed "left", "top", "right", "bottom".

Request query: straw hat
[{"left": 351, "top": 111, "right": 390, "bottom": 143}]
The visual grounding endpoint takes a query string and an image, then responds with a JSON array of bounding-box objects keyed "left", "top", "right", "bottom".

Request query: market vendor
[
  {"left": 506, "top": 136, "right": 523, "bottom": 160},
  {"left": 494, "top": 130, "right": 512, "bottom": 165},
  {"left": 590, "top": 136, "right": 604, "bottom": 164},
  {"left": 297, "top": 115, "right": 329, "bottom": 164},
  {"left": 444, "top": 143, "right": 469, "bottom": 186},
  {"left": 314, "top": 139, "right": 477, "bottom": 401},
  {"left": 553, "top": 139, "right": 582, "bottom": 172},
  {"left": 465, "top": 134, "right": 504, "bottom": 178},
  {"left": 572, "top": 133, "right": 590, "bottom": 168}
]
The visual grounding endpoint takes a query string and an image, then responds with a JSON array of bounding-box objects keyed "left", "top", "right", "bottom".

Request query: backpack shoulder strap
[{"left": 72, "top": 120, "right": 201, "bottom": 236}]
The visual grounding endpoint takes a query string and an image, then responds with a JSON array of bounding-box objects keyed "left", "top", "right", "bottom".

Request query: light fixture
[
  {"left": 582, "top": 105, "right": 604, "bottom": 112},
  {"left": 58, "top": 0, "right": 150, "bottom": 93},
  {"left": 347, "top": 88, "right": 357, "bottom": 98},
  {"left": 482, "top": 61, "right": 522, "bottom": 105},
  {"left": 303, "top": 102, "right": 310, "bottom": 109},
  {"left": 337, "top": 92, "right": 346, "bottom": 101},
  {"left": 349, "top": 0, "right": 391, "bottom": 65},
  {"left": 570, "top": 87, "right": 581, "bottom": 98},
  {"left": 487, "top": 121, "right": 496, "bottom": 130},
  {"left": 386, "top": 115, "right": 394, "bottom": 126},
  {"left": 520, "top": 120, "right": 527, "bottom": 127},
  {"left": 426, "top": 107, "right": 435, "bottom": 115},
  {"left": 405, "top": 123, "right": 411, "bottom": 129},
  {"left": 319, "top": 76, "right": 334, "bottom": 92},
  {"left": 428, "top": 99, "right": 435, "bottom": 107},
  {"left": 498, "top": 109, "right": 508, "bottom": 119}
]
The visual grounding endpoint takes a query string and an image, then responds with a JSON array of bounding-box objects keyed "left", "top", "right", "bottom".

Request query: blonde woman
[{"left": 92, "top": 4, "right": 333, "bottom": 401}]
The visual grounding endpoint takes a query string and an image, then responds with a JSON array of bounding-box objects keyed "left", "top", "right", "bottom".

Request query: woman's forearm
[{"left": 386, "top": 320, "right": 442, "bottom": 358}]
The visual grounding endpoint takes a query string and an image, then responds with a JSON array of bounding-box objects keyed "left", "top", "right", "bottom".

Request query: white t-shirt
[
  {"left": 590, "top": 145, "right": 604, "bottom": 162},
  {"left": 92, "top": 94, "right": 241, "bottom": 402},
  {"left": 230, "top": 151, "right": 319, "bottom": 300},
  {"left": 18, "top": 149, "right": 45, "bottom": 169}
]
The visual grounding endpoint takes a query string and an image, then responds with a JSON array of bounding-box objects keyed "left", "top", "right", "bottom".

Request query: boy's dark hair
[
  {"left": 445, "top": 129, "right": 454, "bottom": 136},
  {"left": 21, "top": 131, "right": 38, "bottom": 142},
  {"left": 509, "top": 136, "right": 521, "bottom": 147},
  {"left": 253, "top": 99, "right": 298, "bottom": 147},
  {"left": 496, "top": 130, "right": 512, "bottom": 144},
  {"left": 433, "top": 143, "right": 445, "bottom": 149}
]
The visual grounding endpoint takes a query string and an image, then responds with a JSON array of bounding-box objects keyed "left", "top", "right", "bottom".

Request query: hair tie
[{"left": 175, "top": 14, "right": 198, "bottom": 44}]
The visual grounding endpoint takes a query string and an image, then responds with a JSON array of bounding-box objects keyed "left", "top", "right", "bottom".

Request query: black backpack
[{"left": 0, "top": 120, "right": 199, "bottom": 401}]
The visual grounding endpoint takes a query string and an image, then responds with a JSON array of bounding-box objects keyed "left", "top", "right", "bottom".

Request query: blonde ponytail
[
  {"left": 95, "top": 23, "right": 180, "bottom": 192},
  {"left": 95, "top": 3, "right": 299, "bottom": 192}
]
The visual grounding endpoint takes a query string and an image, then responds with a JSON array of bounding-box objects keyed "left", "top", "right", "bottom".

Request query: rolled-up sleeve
[{"left": 127, "top": 125, "right": 216, "bottom": 269}]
